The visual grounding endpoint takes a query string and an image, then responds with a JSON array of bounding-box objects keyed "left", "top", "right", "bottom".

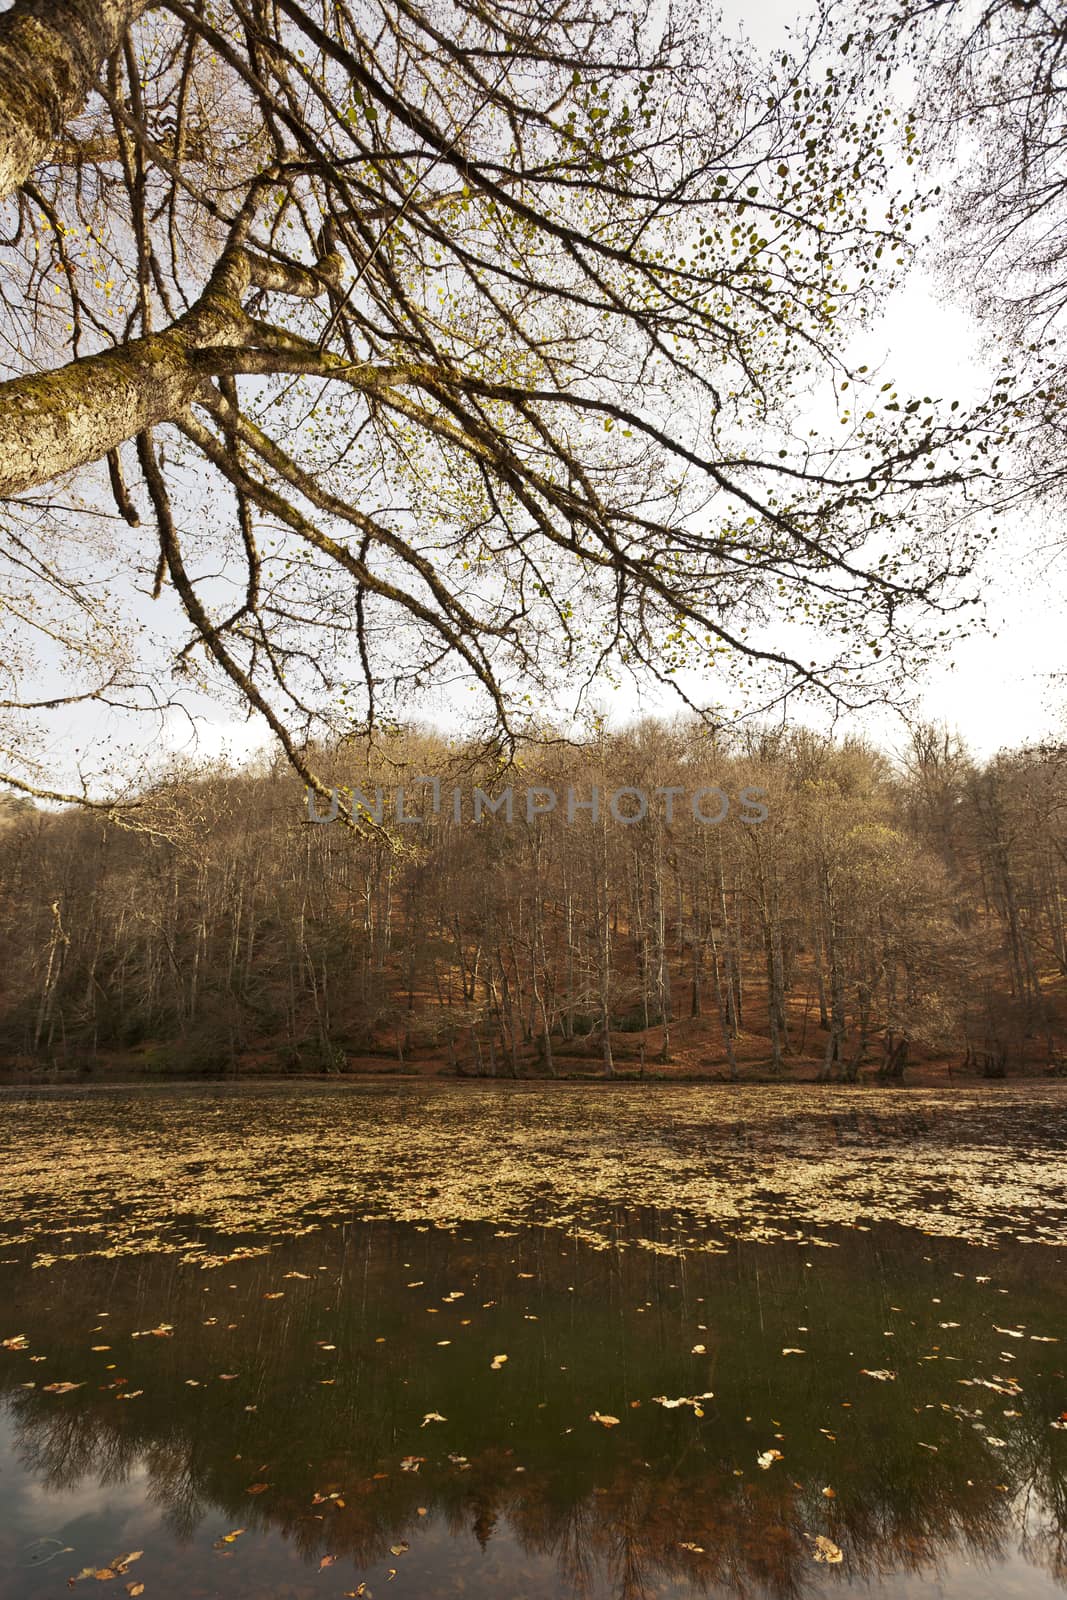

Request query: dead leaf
[{"left": 809, "top": 1535, "right": 843, "bottom": 1564}]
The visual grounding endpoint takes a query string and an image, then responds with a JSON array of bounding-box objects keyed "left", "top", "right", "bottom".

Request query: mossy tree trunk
[{"left": 0, "top": 0, "right": 146, "bottom": 199}]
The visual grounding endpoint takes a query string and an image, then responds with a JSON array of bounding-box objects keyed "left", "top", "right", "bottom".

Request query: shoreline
[{"left": 0, "top": 1065, "right": 1061, "bottom": 1090}]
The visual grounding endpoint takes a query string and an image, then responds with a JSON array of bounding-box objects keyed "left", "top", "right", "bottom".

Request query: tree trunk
[
  {"left": 0, "top": 0, "right": 146, "bottom": 200},
  {"left": 0, "top": 243, "right": 343, "bottom": 496}
]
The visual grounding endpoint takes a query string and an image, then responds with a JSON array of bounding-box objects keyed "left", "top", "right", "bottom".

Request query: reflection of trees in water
[{"left": 0, "top": 1219, "right": 1064, "bottom": 1599}]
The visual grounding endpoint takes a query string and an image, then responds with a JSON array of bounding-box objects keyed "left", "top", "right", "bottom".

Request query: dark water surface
[{"left": 0, "top": 1082, "right": 1065, "bottom": 1600}]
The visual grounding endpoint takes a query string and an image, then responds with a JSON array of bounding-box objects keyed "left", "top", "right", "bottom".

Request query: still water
[{"left": 0, "top": 1082, "right": 1064, "bottom": 1600}]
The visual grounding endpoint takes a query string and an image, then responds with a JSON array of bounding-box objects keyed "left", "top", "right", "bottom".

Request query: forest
[{"left": 3, "top": 719, "right": 1066, "bottom": 1082}]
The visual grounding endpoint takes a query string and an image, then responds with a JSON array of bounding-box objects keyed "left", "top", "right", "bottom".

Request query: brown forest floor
[{"left": 7, "top": 959, "right": 1067, "bottom": 1087}]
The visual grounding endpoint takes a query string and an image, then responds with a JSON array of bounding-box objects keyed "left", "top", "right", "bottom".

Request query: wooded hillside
[{"left": 3, "top": 719, "right": 1065, "bottom": 1082}]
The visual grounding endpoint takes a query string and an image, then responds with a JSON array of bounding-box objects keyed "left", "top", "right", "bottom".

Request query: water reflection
[{"left": 1, "top": 1215, "right": 1064, "bottom": 1599}]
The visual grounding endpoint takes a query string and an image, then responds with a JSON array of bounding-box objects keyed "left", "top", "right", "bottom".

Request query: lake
[{"left": 0, "top": 1082, "right": 1065, "bottom": 1599}]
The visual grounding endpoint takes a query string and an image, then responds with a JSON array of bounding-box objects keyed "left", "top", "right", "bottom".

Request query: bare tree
[
  {"left": 0, "top": 0, "right": 995, "bottom": 808},
  {"left": 884, "top": 0, "right": 1067, "bottom": 502}
]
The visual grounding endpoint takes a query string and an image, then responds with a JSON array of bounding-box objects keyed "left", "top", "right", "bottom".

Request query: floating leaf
[{"left": 809, "top": 1535, "right": 843, "bottom": 1564}]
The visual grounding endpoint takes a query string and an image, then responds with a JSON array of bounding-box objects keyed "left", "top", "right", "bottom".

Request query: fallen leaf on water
[
  {"left": 389, "top": 1543, "right": 408, "bottom": 1556},
  {"left": 859, "top": 1369, "right": 896, "bottom": 1381},
  {"left": 678, "top": 1542, "right": 705, "bottom": 1553},
  {"left": 319, "top": 1556, "right": 337, "bottom": 1570},
  {"left": 652, "top": 1393, "right": 713, "bottom": 1411},
  {"left": 246, "top": 1483, "right": 270, "bottom": 1495},
  {"left": 822, "top": 1486, "right": 836, "bottom": 1498},
  {"left": 590, "top": 1412, "right": 620, "bottom": 1427},
  {"left": 809, "top": 1535, "right": 843, "bottom": 1564},
  {"left": 214, "top": 1529, "right": 245, "bottom": 1547},
  {"left": 490, "top": 1354, "right": 507, "bottom": 1369},
  {"left": 757, "top": 1450, "right": 783, "bottom": 1470},
  {"left": 691, "top": 1344, "right": 706, "bottom": 1355},
  {"left": 126, "top": 1585, "right": 144, "bottom": 1597},
  {"left": 421, "top": 1412, "right": 446, "bottom": 1426},
  {"left": 782, "top": 1348, "right": 805, "bottom": 1356}
]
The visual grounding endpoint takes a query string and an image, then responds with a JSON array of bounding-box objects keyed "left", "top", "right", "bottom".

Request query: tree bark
[
  {"left": 0, "top": 0, "right": 147, "bottom": 199},
  {"left": 0, "top": 245, "right": 343, "bottom": 497}
]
